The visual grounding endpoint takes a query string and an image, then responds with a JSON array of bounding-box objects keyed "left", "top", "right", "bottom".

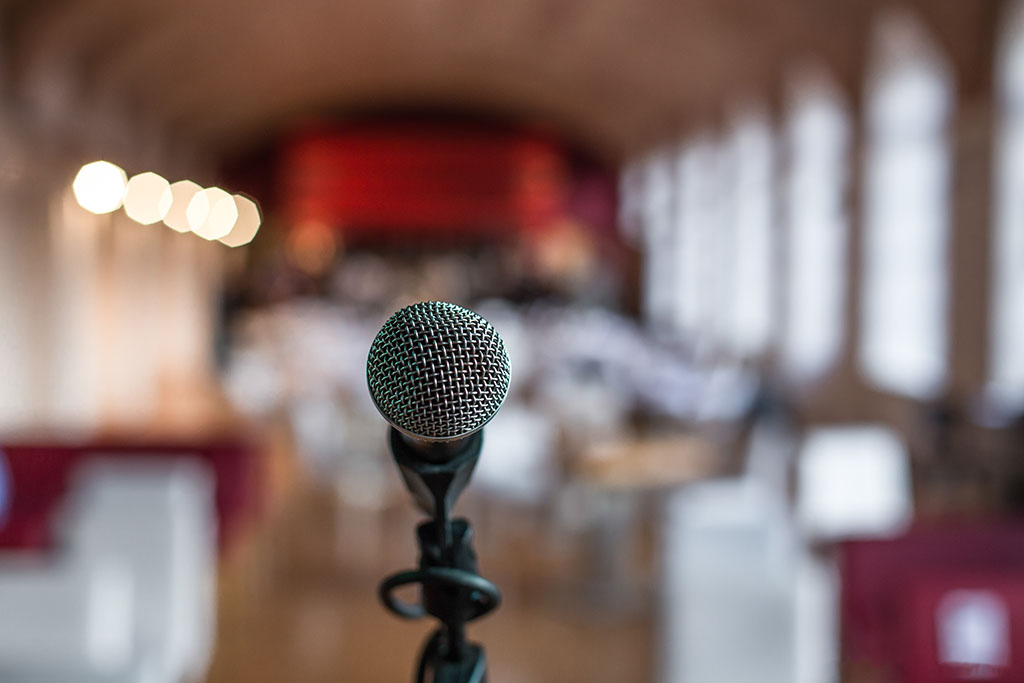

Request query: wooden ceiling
[{"left": 0, "top": 0, "right": 1004, "bottom": 162}]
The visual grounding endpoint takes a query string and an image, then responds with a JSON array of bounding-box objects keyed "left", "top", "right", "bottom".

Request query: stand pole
[{"left": 378, "top": 429, "right": 501, "bottom": 683}]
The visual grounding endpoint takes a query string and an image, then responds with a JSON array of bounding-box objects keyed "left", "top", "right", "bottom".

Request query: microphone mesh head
[{"left": 367, "top": 301, "right": 511, "bottom": 440}]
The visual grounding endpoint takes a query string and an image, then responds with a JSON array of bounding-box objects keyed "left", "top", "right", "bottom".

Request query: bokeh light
[
  {"left": 287, "top": 220, "right": 337, "bottom": 274},
  {"left": 72, "top": 161, "right": 127, "bottom": 215},
  {"left": 163, "top": 180, "right": 202, "bottom": 233},
  {"left": 187, "top": 187, "right": 238, "bottom": 240},
  {"left": 123, "top": 172, "right": 173, "bottom": 225},
  {"left": 218, "top": 195, "right": 262, "bottom": 247}
]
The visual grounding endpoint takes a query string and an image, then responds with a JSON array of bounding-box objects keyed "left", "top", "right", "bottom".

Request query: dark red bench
[{"left": 0, "top": 440, "right": 262, "bottom": 552}]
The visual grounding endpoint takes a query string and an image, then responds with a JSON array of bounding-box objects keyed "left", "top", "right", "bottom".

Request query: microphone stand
[{"left": 378, "top": 428, "right": 502, "bottom": 683}]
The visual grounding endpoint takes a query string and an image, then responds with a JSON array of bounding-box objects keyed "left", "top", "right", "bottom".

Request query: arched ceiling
[{"left": 0, "top": 0, "right": 997, "bottom": 162}]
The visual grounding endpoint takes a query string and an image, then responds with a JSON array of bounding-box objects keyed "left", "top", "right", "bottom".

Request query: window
[
  {"left": 783, "top": 67, "right": 851, "bottom": 379},
  {"left": 726, "top": 105, "right": 776, "bottom": 357},
  {"left": 859, "top": 10, "right": 953, "bottom": 398},
  {"left": 676, "top": 134, "right": 724, "bottom": 354},
  {"left": 990, "top": 1, "right": 1024, "bottom": 404},
  {"left": 638, "top": 150, "right": 678, "bottom": 333}
]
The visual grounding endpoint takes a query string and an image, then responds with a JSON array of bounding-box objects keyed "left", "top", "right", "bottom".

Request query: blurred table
[{"left": 575, "top": 434, "right": 718, "bottom": 490}]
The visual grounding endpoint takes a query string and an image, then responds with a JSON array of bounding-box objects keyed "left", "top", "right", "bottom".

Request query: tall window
[
  {"left": 676, "top": 134, "right": 723, "bottom": 355},
  {"left": 783, "top": 67, "right": 851, "bottom": 379},
  {"left": 726, "top": 105, "right": 776, "bottom": 357},
  {"left": 859, "top": 10, "right": 953, "bottom": 398},
  {"left": 638, "top": 150, "right": 678, "bottom": 333},
  {"left": 618, "top": 158, "right": 646, "bottom": 246},
  {"left": 991, "top": 1, "right": 1024, "bottom": 404}
]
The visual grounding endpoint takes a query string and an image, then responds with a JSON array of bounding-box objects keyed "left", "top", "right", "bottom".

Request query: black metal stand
[{"left": 378, "top": 428, "right": 501, "bottom": 683}]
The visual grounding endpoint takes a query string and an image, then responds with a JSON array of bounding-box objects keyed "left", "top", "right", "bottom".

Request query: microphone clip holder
[{"left": 379, "top": 428, "right": 501, "bottom": 683}]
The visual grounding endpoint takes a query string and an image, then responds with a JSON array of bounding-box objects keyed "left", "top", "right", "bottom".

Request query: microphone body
[
  {"left": 390, "top": 427, "right": 482, "bottom": 521},
  {"left": 367, "top": 300, "right": 510, "bottom": 521}
]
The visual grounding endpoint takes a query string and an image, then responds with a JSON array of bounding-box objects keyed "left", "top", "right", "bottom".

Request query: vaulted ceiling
[{"left": 0, "top": 0, "right": 1002, "bottom": 163}]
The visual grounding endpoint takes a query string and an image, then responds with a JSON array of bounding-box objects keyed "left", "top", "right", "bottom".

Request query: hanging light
[
  {"left": 123, "top": 172, "right": 173, "bottom": 225},
  {"left": 218, "top": 195, "right": 262, "bottom": 247},
  {"left": 72, "top": 161, "right": 127, "bottom": 215},
  {"left": 187, "top": 187, "right": 237, "bottom": 240}
]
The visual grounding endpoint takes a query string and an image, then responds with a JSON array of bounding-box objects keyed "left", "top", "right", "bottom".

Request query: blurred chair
[
  {"left": 0, "top": 554, "right": 134, "bottom": 681},
  {"left": 796, "top": 425, "right": 913, "bottom": 541},
  {"left": 659, "top": 410, "right": 808, "bottom": 683},
  {"left": 0, "top": 457, "right": 216, "bottom": 683},
  {"left": 660, "top": 479, "right": 798, "bottom": 683}
]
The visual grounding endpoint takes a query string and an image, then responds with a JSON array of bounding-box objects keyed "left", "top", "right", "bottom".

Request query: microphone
[
  {"left": 367, "top": 300, "right": 510, "bottom": 446},
  {"left": 367, "top": 301, "right": 510, "bottom": 517},
  {"left": 368, "top": 301, "right": 508, "bottom": 683}
]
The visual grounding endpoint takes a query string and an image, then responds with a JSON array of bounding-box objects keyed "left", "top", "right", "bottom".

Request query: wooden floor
[{"left": 205, "top": 483, "right": 655, "bottom": 683}]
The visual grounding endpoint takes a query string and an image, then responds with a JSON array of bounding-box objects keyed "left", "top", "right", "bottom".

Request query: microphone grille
[{"left": 366, "top": 301, "right": 511, "bottom": 440}]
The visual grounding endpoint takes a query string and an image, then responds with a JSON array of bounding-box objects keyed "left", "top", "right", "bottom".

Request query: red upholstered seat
[{"left": 0, "top": 441, "right": 261, "bottom": 553}]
